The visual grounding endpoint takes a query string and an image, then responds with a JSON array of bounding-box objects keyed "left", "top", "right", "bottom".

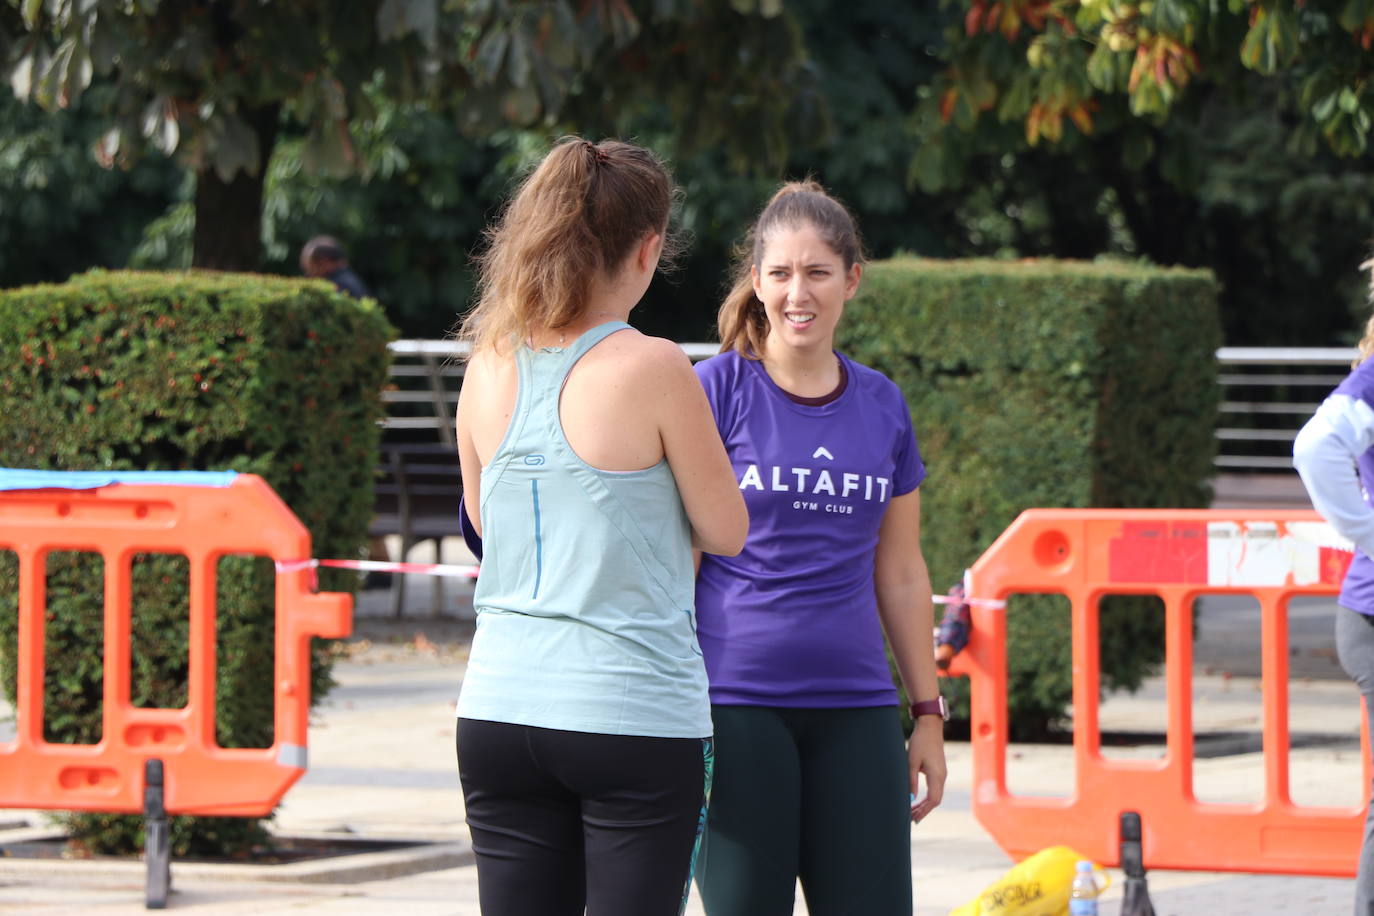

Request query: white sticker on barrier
[{"left": 1207, "top": 520, "right": 1348, "bottom": 587}]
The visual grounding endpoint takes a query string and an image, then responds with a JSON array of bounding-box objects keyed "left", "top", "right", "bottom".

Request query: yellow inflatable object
[{"left": 948, "top": 846, "right": 1110, "bottom": 916}]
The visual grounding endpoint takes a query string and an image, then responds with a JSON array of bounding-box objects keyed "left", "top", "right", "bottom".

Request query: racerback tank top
[{"left": 456, "top": 322, "right": 711, "bottom": 738}]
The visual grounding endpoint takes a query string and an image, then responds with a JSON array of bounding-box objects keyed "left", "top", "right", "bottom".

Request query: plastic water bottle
[{"left": 1069, "top": 859, "right": 1099, "bottom": 914}]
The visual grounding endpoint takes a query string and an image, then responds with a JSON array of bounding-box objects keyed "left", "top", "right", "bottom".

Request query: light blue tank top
[{"left": 456, "top": 322, "right": 711, "bottom": 738}]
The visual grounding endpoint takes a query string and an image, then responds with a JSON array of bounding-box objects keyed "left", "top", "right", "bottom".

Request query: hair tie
[{"left": 584, "top": 140, "right": 610, "bottom": 164}]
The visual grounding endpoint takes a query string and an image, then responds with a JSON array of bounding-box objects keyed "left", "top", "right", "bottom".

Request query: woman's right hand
[{"left": 909, "top": 716, "right": 946, "bottom": 823}]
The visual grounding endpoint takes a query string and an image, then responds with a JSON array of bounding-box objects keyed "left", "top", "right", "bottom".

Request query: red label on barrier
[
  {"left": 1107, "top": 521, "right": 1208, "bottom": 584},
  {"left": 1321, "top": 546, "right": 1354, "bottom": 585}
]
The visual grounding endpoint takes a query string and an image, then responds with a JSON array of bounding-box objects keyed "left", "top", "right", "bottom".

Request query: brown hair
[
  {"left": 1358, "top": 254, "right": 1374, "bottom": 367},
  {"left": 460, "top": 137, "right": 681, "bottom": 353},
  {"left": 716, "top": 180, "right": 865, "bottom": 358}
]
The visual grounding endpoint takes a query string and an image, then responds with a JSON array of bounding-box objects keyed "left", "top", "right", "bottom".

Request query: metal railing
[
  {"left": 382, "top": 340, "right": 719, "bottom": 446},
  {"left": 385, "top": 342, "right": 1356, "bottom": 469},
  {"left": 1215, "top": 347, "right": 1356, "bottom": 471},
  {"left": 382, "top": 341, "right": 466, "bottom": 446}
]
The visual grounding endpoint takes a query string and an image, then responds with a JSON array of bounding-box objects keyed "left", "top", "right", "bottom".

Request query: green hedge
[
  {"left": 0, "top": 270, "right": 394, "bottom": 854},
  {"left": 839, "top": 258, "right": 1220, "bottom": 735}
]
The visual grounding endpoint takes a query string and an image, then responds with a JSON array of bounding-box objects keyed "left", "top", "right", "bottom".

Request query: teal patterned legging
[{"left": 696, "top": 705, "right": 913, "bottom": 916}]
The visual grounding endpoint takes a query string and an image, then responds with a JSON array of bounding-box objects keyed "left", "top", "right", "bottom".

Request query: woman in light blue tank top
[{"left": 452, "top": 137, "right": 747, "bottom": 916}]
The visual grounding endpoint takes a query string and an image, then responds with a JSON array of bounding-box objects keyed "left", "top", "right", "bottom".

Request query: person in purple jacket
[
  {"left": 1294, "top": 272, "right": 1374, "bottom": 914},
  {"left": 692, "top": 181, "right": 947, "bottom": 915}
]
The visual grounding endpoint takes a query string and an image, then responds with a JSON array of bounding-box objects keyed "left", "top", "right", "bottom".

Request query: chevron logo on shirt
[{"left": 812, "top": 447, "right": 834, "bottom": 460}]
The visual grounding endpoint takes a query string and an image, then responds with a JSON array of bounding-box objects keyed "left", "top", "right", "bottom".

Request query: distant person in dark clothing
[
  {"left": 302, "top": 234, "right": 388, "bottom": 584},
  {"left": 300, "top": 235, "right": 371, "bottom": 299}
]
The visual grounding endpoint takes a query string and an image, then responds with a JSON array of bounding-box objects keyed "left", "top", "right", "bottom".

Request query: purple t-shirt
[
  {"left": 693, "top": 350, "right": 925, "bottom": 707},
  {"left": 1333, "top": 361, "right": 1374, "bottom": 612}
]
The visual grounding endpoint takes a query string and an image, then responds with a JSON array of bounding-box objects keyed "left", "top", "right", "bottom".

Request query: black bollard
[
  {"left": 144, "top": 759, "right": 170, "bottom": 909},
  {"left": 1118, "top": 811, "right": 1156, "bottom": 916}
]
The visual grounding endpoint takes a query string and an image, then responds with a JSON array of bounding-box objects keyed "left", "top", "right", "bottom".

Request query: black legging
[
  {"left": 697, "top": 705, "right": 912, "bottom": 916},
  {"left": 457, "top": 718, "right": 712, "bottom": 916}
]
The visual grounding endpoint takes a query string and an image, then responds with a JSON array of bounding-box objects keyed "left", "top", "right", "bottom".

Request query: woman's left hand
[{"left": 908, "top": 716, "right": 946, "bottom": 824}]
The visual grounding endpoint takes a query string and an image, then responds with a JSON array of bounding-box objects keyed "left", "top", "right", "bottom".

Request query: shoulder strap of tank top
[{"left": 558, "top": 321, "right": 633, "bottom": 384}]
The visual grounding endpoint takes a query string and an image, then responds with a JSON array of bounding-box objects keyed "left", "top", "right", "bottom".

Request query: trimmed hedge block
[
  {"left": 0, "top": 270, "right": 394, "bottom": 853},
  {"left": 840, "top": 258, "right": 1220, "bottom": 733}
]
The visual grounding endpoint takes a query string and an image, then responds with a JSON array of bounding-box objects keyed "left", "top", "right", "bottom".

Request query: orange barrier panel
[
  {"left": 947, "top": 508, "right": 1365, "bottom": 877},
  {"left": 0, "top": 475, "right": 351, "bottom": 816}
]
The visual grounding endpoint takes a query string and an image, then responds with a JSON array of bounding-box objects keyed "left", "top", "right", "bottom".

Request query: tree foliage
[
  {"left": 923, "top": 0, "right": 1374, "bottom": 160},
  {"left": 0, "top": 85, "right": 179, "bottom": 288},
  {"left": 902, "top": 1, "right": 1374, "bottom": 344},
  {"left": 5, "top": 0, "right": 651, "bottom": 181},
  {"left": 2, "top": 0, "right": 813, "bottom": 269},
  {"left": 5, "top": 2, "right": 1374, "bottom": 345}
]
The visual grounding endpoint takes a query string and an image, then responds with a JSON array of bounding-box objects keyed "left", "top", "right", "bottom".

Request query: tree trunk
[
  {"left": 191, "top": 104, "right": 281, "bottom": 271},
  {"left": 1041, "top": 175, "right": 1111, "bottom": 260},
  {"left": 1092, "top": 132, "right": 1202, "bottom": 268}
]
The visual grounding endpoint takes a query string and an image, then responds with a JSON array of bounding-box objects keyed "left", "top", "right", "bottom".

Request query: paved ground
[
  {"left": 0, "top": 606, "right": 1362, "bottom": 913},
  {"left": 1, "top": 483, "right": 1368, "bottom": 914}
]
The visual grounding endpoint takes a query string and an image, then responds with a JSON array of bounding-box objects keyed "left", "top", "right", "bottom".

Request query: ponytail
[
  {"left": 460, "top": 137, "right": 680, "bottom": 354},
  {"left": 1358, "top": 254, "right": 1374, "bottom": 368},
  {"left": 716, "top": 258, "right": 771, "bottom": 361}
]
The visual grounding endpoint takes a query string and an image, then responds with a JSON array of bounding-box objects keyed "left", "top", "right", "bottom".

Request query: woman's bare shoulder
[
  {"left": 461, "top": 346, "right": 490, "bottom": 380},
  {"left": 457, "top": 347, "right": 517, "bottom": 416},
  {"left": 463, "top": 345, "right": 518, "bottom": 382},
  {"left": 600, "top": 331, "right": 693, "bottom": 378}
]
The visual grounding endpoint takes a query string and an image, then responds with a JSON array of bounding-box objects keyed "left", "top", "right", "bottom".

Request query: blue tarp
[{"left": 0, "top": 468, "right": 239, "bottom": 491}]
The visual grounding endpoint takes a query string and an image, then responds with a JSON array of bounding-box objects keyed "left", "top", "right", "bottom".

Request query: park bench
[{"left": 372, "top": 341, "right": 466, "bottom": 616}]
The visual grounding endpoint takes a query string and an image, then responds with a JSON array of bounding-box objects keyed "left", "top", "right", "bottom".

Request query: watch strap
[{"left": 910, "top": 696, "right": 949, "bottom": 721}]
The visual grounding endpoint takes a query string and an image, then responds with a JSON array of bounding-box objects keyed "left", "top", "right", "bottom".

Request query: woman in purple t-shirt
[
  {"left": 1294, "top": 266, "right": 1374, "bottom": 913},
  {"left": 692, "top": 182, "right": 946, "bottom": 915}
]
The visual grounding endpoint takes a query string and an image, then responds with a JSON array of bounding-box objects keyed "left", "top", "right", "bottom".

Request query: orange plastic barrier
[
  {"left": 947, "top": 508, "right": 1365, "bottom": 877},
  {"left": 0, "top": 475, "right": 351, "bottom": 816}
]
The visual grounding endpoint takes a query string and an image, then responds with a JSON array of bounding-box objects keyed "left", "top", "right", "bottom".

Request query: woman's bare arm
[
  {"left": 874, "top": 488, "right": 946, "bottom": 822},
  {"left": 454, "top": 351, "right": 489, "bottom": 537},
  {"left": 651, "top": 340, "right": 748, "bottom": 556}
]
